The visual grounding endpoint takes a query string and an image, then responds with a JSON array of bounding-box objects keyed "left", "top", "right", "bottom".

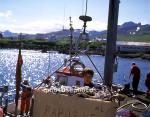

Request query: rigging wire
[
  {"left": 47, "top": 51, "right": 51, "bottom": 76},
  {"left": 81, "top": 0, "right": 85, "bottom": 15},
  {"left": 81, "top": 0, "right": 88, "bottom": 16},
  {"left": 63, "top": 0, "right": 66, "bottom": 30},
  {"left": 86, "top": 54, "right": 104, "bottom": 82},
  {"left": 85, "top": 0, "right": 88, "bottom": 16},
  {"left": 79, "top": 51, "right": 104, "bottom": 82}
]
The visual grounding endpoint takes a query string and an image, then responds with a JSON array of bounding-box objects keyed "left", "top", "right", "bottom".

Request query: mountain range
[{"left": 1, "top": 21, "right": 150, "bottom": 41}]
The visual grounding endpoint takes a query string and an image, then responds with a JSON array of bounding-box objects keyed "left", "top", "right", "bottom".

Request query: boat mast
[
  {"left": 104, "top": 0, "right": 120, "bottom": 88},
  {"left": 69, "top": 17, "right": 73, "bottom": 72}
]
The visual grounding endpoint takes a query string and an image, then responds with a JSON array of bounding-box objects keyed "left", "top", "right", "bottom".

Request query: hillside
[
  {"left": 1, "top": 21, "right": 150, "bottom": 42},
  {"left": 99, "top": 22, "right": 150, "bottom": 42}
]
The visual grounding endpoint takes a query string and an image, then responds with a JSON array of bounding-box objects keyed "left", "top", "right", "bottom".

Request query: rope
[
  {"left": 117, "top": 100, "right": 147, "bottom": 111},
  {"left": 132, "top": 101, "right": 147, "bottom": 111}
]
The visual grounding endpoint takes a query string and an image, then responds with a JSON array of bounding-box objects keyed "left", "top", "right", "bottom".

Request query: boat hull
[{"left": 32, "top": 89, "right": 118, "bottom": 117}]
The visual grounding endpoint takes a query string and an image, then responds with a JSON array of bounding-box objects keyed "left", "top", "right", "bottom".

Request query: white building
[{"left": 117, "top": 41, "right": 150, "bottom": 53}]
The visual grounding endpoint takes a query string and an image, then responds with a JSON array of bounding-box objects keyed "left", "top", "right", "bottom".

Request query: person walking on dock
[
  {"left": 145, "top": 71, "right": 150, "bottom": 93},
  {"left": 129, "top": 62, "right": 140, "bottom": 95}
]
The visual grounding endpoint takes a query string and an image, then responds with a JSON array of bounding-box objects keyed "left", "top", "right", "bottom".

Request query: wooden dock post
[{"left": 104, "top": 0, "right": 120, "bottom": 88}]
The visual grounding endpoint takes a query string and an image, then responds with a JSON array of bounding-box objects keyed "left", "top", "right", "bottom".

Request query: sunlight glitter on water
[
  {"left": 0, "top": 49, "right": 150, "bottom": 92},
  {"left": 0, "top": 49, "right": 68, "bottom": 92}
]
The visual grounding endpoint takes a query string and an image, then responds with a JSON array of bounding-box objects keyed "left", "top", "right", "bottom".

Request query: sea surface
[{"left": 0, "top": 49, "right": 150, "bottom": 97}]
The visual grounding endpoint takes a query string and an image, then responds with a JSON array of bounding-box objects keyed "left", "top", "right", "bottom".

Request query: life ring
[{"left": 71, "top": 61, "right": 85, "bottom": 73}]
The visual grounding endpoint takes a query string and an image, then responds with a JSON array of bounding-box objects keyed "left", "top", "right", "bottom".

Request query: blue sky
[{"left": 0, "top": 0, "right": 149, "bottom": 34}]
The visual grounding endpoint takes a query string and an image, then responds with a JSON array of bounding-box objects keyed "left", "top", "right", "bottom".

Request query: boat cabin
[{"left": 55, "top": 59, "right": 85, "bottom": 86}]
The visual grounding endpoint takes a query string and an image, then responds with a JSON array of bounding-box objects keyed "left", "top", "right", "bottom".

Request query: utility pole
[{"left": 104, "top": 0, "right": 120, "bottom": 88}]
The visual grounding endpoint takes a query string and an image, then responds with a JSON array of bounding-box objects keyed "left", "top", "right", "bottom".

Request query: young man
[
  {"left": 82, "top": 67, "right": 94, "bottom": 88},
  {"left": 129, "top": 62, "right": 140, "bottom": 95},
  {"left": 79, "top": 67, "right": 103, "bottom": 98},
  {"left": 77, "top": 68, "right": 95, "bottom": 98}
]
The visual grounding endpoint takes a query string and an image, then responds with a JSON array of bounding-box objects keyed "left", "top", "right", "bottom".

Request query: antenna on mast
[{"left": 79, "top": 0, "right": 92, "bottom": 40}]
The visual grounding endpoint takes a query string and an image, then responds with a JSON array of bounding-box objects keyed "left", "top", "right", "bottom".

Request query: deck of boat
[{"left": 117, "top": 91, "right": 150, "bottom": 116}]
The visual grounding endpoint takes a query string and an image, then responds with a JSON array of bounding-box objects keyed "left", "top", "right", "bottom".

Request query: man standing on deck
[
  {"left": 20, "top": 80, "right": 32, "bottom": 116},
  {"left": 129, "top": 62, "right": 140, "bottom": 95},
  {"left": 145, "top": 71, "right": 150, "bottom": 93}
]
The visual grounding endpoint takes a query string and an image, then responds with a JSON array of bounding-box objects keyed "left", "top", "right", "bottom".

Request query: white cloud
[
  {"left": 0, "top": 10, "right": 13, "bottom": 19},
  {"left": 0, "top": 16, "right": 107, "bottom": 34}
]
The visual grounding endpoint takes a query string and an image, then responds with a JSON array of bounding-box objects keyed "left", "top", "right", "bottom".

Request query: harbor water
[{"left": 0, "top": 49, "right": 149, "bottom": 96}]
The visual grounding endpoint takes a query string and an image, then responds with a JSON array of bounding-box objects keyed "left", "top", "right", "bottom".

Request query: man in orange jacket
[{"left": 20, "top": 80, "right": 32, "bottom": 116}]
